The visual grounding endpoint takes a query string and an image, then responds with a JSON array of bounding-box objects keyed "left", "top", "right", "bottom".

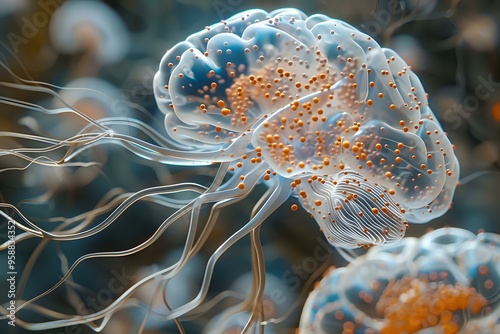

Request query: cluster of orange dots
[
  {"left": 376, "top": 275, "right": 488, "bottom": 334},
  {"left": 163, "top": 19, "right": 457, "bottom": 220}
]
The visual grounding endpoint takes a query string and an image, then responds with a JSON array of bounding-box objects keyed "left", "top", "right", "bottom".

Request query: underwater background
[{"left": 1, "top": 0, "right": 499, "bottom": 333}]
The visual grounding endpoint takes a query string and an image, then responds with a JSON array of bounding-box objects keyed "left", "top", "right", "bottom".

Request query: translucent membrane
[
  {"left": 0, "top": 7, "right": 460, "bottom": 332},
  {"left": 299, "top": 227, "right": 500, "bottom": 333},
  {"left": 154, "top": 8, "right": 459, "bottom": 247}
]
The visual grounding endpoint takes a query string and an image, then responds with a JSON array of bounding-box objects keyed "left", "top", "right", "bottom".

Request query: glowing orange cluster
[
  {"left": 299, "top": 228, "right": 500, "bottom": 333},
  {"left": 153, "top": 8, "right": 460, "bottom": 248},
  {"left": 377, "top": 275, "right": 487, "bottom": 334}
]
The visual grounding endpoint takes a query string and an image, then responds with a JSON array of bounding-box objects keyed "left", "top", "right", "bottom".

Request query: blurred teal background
[{"left": 0, "top": 0, "right": 499, "bottom": 333}]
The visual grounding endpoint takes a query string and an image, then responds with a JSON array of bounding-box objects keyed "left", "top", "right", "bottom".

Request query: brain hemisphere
[{"left": 153, "top": 8, "right": 459, "bottom": 247}]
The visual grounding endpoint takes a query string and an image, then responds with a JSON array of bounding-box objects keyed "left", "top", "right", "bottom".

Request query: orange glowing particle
[
  {"left": 315, "top": 200, "right": 322, "bottom": 206},
  {"left": 291, "top": 204, "right": 298, "bottom": 211},
  {"left": 217, "top": 100, "right": 225, "bottom": 107},
  {"left": 221, "top": 108, "right": 231, "bottom": 116},
  {"left": 492, "top": 101, "right": 500, "bottom": 121},
  {"left": 342, "top": 140, "right": 350, "bottom": 149},
  {"left": 375, "top": 143, "right": 382, "bottom": 150},
  {"left": 385, "top": 172, "right": 392, "bottom": 178},
  {"left": 367, "top": 99, "right": 374, "bottom": 106},
  {"left": 238, "top": 182, "right": 245, "bottom": 189}
]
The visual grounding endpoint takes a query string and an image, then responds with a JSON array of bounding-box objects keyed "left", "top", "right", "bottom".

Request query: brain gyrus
[
  {"left": 299, "top": 227, "right": 500, "bottom": 333},
  {"left": 154, "top": 8, "right": 459, "bottom": 248}
]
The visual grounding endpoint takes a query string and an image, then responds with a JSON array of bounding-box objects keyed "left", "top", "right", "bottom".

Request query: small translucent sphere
[
  {"left": 154, "top": 8, "right": 459, "bottom": 248},
  {"left": 299, "top": 227, "right": 500, "bottom": 333}
]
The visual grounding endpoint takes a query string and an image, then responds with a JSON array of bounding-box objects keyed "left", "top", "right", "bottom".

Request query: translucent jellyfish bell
[
  {"left": 0, "top": 8, "right": 462, "bottom": 333},
  {"left": 132, "top": 249, "right": 204, "bottom": 330},
  {"left": 18, "top": 78, "right": 125, "bottom": 192},
  {"left": 204, "top": 272, "right": 293, "bottom": 334},
  {"left": 49, "top": 77, "right": 130, "bottom": 134},
  {"left": 154, "top": 8, "right": 460, "bottom": 248},
  {"left": 299, "top": 228, "right": 500, "bottom": 333},
  {"left": 49, "top": 0, "right": 129, "bottom": 65}
]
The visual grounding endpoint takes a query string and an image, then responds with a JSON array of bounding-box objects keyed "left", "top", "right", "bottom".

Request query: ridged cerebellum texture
[
  {"left": 154, "top": 8, "right": 459, "bottom": 248},
  {"left": 299, "top": 227, "right": 500, "bottom": 333}
]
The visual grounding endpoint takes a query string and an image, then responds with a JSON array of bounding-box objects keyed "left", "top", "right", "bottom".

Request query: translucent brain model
[
  {"left": 299, "top": 227, "right": 500, "bottom": 334},
  {"left": 154, "top": 8, "right": 459, "bottom": 248},
  {"left": 0, "top": 8, "right": 460, "bottom": 332}
]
